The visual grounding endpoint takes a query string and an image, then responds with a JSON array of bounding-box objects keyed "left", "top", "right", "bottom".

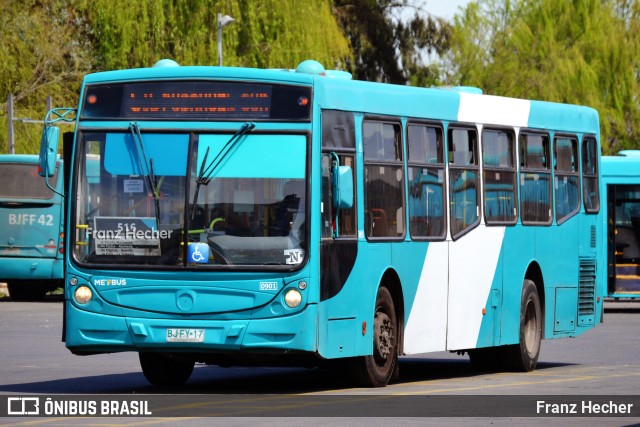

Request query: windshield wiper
[
  {"left": 129, "top": 122, "right": 161, "bottom": 224},
  {"left": 190, "top": 122, "right": 255, "bottom": 221},
  {"left": 198, "top": 122, "right": 255, "bottom": 185}
]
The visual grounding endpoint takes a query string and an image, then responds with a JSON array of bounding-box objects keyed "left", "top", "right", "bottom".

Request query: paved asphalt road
[{"left": 0, "top": 295, "right": 638, "bottom": 426}]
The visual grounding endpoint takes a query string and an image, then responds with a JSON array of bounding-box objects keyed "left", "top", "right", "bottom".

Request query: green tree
[
  {"left": 443, "top": 0, "right": 640, "bottom": 154},
  {"left": 0, "top": 0, "right": 352, "bottom": 153},
  {"left": 77, "top": 0, "right": 351, "bottom": 70},
  {"left": 0, "top": 0, "right": 91, "bottom": 153},
  {"left": 333, "top": 0, "right": 452, "bottom": 84},
  {"left": 397, "top": 3, "right": 453, "bottom": 87}
]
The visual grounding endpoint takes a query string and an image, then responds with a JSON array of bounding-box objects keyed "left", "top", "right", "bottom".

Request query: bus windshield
[
  {"left": 74, "top": 130, "right": 307, "bottom": 268},
  {"left": 0, "top": 163, "right": 59, "bottom": 200}
]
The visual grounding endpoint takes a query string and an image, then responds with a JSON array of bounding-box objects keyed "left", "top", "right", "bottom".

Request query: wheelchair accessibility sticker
[{"left": 188, "top": 243, "right": 210, "bottom": 264}]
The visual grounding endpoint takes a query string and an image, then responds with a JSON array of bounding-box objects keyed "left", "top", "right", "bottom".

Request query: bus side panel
[
  {"left": 578, "top": 205, "right": 600, "bottom": 326},
  {"left": 537, "top": 218, "right": 581, "bottom": 339},
  {"left": 474, "top": 242, "right": 503, "bottom": 349},
  {"left": 402, "top": 241, "right": 448, "bottom": 354},
  {"left": 317, "top": 241, "right": 392, "bottom": 359},
  {"left": 446, "top": 225, "right": 504, "bottom": 351},
  {"left": 498, "top": 226, "right": 536, "bottom": 346}
]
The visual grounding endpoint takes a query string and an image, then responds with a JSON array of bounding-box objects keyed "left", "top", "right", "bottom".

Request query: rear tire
[
  {"left": 352, "top": 286, "right": 398, "bottom": 387},
  {"left": 139, "top": 352, "right": 194, "bottom": 386},
  {"left": 503, "top": 279, "right": 542, "bottom": 371}
]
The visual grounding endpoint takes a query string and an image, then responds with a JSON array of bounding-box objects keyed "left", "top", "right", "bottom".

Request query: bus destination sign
[
  {"left": 81, "top": 81, "right": 311, "bottom": 121},
  {"left": 122, "top": 82, "right": 273, "bottom": 118}
]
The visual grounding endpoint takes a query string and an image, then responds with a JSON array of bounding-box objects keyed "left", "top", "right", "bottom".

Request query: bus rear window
[{"left": 0, "top": 163, "right": 59, "bottom": 199}]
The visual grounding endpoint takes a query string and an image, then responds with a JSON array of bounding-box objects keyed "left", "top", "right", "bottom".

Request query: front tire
[
  {"left": 352, "top": 286, "right": 398, "bottom": 387},
  {"left": 139, "top": 352, "right": 194, "bottom": 386},
  {"left": 503, "top": 279, "right": 542, "bottom": 371}
]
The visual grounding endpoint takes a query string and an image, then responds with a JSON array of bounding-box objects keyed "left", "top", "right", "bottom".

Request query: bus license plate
[{"left": 166, "top": 328, "right": 205, "bottom": 343}]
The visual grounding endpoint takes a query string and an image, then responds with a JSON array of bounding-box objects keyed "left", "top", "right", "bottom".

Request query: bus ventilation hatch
[
  {"left": 578, "top": 257, "right": 596, "bottom": 325},
  {"left": 590, "top": 225, "right": 596, "bottom": 248}
]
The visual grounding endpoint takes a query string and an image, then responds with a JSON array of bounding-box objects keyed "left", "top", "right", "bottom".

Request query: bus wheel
[
  {"left": 353, "top": 286, "right": 397, "bottom": 387},
  {"left": 139, "top": 352, "right": 194, "bottom": 386},
  {"left": 7, "top": 281, "right": 47, "bottom": 301},
  {"left": 504, "top": 279, "right": 542, "bottom": 371}
]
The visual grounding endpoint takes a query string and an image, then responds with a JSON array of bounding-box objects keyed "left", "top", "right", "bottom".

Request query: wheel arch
[
  {"left": 524, "top": 261, "right": 546, "bottom": 336},
  {"left": 379, "top": 268, "right": 405, "bottom": 355}
]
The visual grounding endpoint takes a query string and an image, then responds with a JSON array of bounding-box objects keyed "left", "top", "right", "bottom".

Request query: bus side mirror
[
  {"left": 332, "top": 165, "right": 353, "bottom": 209},
  {"left": 39, "top": 126, "right": 59, "bottom": 177}
]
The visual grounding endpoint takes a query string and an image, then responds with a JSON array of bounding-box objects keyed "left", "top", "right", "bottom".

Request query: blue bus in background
[
  {"left": 0, "top": 154, "right": 64, "bottom": 300},
  {"left": 39, "top": 59, "right": 605, "bottom": 387},
  {"left": 602, "top": 151, "right": 640, "bottom": 299}
]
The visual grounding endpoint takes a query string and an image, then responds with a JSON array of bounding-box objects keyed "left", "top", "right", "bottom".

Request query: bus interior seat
[
  {"left": 272, "top": 180, "right": 304, "bottom": 236},
  {"left": 190, "top": 207, "right": 206, "bottom": 229},
  {"left": 367, "top": 208, "right": 388, "bottom": 237},
  {"left": 616, "top": 227, "right": 640, "bottom": 261},
  {"left": 282, "top": 180, "right": 304, "bottom": 210},
  {"left": 631, "top": 216, "right": 640, "bottom": 243}
]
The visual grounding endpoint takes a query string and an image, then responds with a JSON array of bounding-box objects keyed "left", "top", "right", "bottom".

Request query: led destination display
[{"left": 82, "top": 80, "right": 311, "bottom": 120}]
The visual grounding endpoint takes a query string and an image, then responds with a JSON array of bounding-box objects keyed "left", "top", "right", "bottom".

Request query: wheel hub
[{"left": 374, "top": 312, "right": 394, "bottom": 362}]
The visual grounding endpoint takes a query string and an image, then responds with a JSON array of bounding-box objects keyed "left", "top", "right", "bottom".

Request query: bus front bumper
[{"left": 65, "top": 301, "right": 318, "bottom": 355}]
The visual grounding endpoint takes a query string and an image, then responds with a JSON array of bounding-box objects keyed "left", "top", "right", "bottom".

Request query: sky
[{"left": 424, "top": 0, "right": 473, "bottom": 21}]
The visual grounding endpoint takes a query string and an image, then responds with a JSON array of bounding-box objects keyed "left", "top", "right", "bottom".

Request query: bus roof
[
  {"left": 81, "top": 60, "right": 600, "bottom": 135},
  {"left": 602, "top": 155, "right": 640, "bottom": 180},
  {"left": 82, "top": 64, "right": 320, "bottom": 86}
]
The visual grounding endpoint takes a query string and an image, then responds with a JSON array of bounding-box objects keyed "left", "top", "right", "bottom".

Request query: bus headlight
[
  {"left": 284, "top": 289, "right": 302, "bottom": 308},
  {"left": 74, "top": 286, "right": 93, "bottom": 304}
]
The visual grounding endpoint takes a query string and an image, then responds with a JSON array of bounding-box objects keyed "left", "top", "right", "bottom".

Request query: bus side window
[
  {"left": 321, "top": 154, "right": 356, "bottom": 238},
  {"left": 520, "top": 132, "right": 552, "bottom": 225},
  {"left": 582, "top": 136, "right": 599, "bottom": 213},
  {"left": 407, "top": 123, "right": 445, "bottom": 239},
  {"left": 448, "top": 126, "right": 479, "bottom": 239},
  {"left": 554, "top": 136, "right": 580, "bottom": 224},
  {"left": 321, "top": 110, "right": 356, "bottom": 239},
  {"left": 482, "top": 128, "right": 517, "bottom": 225},
  {"left": 363, "top": 120, "right": 404, "bottom": 239}
]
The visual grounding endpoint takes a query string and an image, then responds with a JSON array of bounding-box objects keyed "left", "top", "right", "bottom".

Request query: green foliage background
[
  {"left": 4, "top": 0, "right": 640, "bottom": 156},
  {"left": 0, "top": 0, "right": 351, "bottom": 154},
  {"left": 443, "top": 0, "right": 640, "bottom": 154}
]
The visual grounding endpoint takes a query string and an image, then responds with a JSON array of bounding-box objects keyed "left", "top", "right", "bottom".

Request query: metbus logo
[
  {"left": 7, "top": 397, "right": 40, "bottom": 415},
  {"left": 93, "top": 278, "right": 127, "bottom": 286}
]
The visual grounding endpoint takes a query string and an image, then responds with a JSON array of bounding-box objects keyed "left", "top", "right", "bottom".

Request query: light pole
[{"left": 217, "top": 13, "right": 235, "bottom": 66}]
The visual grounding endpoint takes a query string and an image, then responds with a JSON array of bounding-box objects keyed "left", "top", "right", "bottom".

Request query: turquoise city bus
[
  {"left": 0, "top": 154, "right": 65, "bottom": 300},
  {"left": 602, "top": 151, "right": 640, "bottom": 299},
  {"left": 39, "top": 59, "right": 605, "bottom": 386}
]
